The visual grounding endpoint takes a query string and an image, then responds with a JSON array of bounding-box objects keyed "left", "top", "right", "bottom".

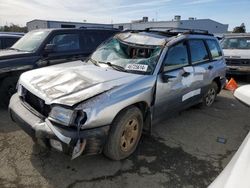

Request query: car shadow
[
  {"left": 0, "top": 107, "right": 20, "bottom": 133},
  {"left": 30, "top": 134, "right": 220, "bottom": 188}
]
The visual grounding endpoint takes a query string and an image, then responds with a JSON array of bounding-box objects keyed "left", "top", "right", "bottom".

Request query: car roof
[
  {"left": 117, "top": 29, "right": 217, "bottom": 46},
  {"left": 0, "top": 32, "right": 24, "bottom": 36},
  {"left": 116, "top": 32, "right": 168, "bottom": 46},
  {"left": 0, "top": 33, "right": 23, "bottom": 38},
  {"left": 224, "top": 33, "right": 250, "bottom": 38},
  {"left": 30, "top": 28, "right": 120, "bottom": 33}
]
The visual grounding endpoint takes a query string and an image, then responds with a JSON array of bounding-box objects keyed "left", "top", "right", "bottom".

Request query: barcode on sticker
[{"left": 125, "top": 64, "right": 148, "bottom": 72}]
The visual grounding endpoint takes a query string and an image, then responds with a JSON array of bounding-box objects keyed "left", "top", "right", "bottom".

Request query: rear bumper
[
  {"left": 226, "top": 65, "right": 250, "bottom": 75},
  {"left": 9, "top": 94, "right": 110, "bottom": 157}
]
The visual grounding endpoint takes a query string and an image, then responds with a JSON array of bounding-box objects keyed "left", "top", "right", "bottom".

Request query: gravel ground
[{"left": 0, "top": 86, "right": 249, "bottom": 188}]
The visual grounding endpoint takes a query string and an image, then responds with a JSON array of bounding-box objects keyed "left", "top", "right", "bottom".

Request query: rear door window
[
  {"left": 189, "top": 40, "right": 209, "bottom": 64},
  {"left": 49, "top": 33, "right": 80, "bottom": 52},
  {"left": 0, "top": 39, "right": 2, "bottom": 49},
  {"left": 206, "top": 39, "right": 222, "bottom": 60}
]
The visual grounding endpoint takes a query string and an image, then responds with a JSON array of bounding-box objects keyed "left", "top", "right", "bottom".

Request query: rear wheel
[
  {"left": 104, "top": 106, "right": 143, "bottom": 160},
  {"left": 0, "top": 76, "right": 19, "bottom": 108},
  {"left": 203, "top": 81, "right": 218, "bottom": 107}
]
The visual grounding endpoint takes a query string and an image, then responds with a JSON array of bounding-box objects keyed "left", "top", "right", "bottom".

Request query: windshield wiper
[
  {"left": 105, "top": 62, "right": 128, "bottom": 72},
  {"left": 89, "top": 58, "right": 100, "bottom": 67},
  {"left": 89, "top": 59, "right": 127, "bottom": 72}
]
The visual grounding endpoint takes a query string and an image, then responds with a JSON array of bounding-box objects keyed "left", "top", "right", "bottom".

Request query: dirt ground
[{"left": 0, "top": 79, "right": 249, "bottom": 188}]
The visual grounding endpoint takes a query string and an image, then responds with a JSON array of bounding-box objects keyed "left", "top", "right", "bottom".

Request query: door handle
[
  {"left": 182, "top": 72, "right": 190, "bottom": 77},
  {"left": 208, "top": 65, "right": 213, "bottom": 70}
]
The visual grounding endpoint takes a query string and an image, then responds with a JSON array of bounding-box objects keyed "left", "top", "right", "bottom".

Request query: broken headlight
[
  {"left": 49, "top": 106, "right": 87, "bottom": 127},
  {"left": 49, "top": 106, "right": 75, "bottom": 126}
]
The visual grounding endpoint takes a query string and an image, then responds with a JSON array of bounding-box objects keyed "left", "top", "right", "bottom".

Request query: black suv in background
[
  {"left": 0, "top": 32, "right": 23, "bottom": 49},
  {"left": 0, "top": 28, "right": 119, "bottom": 107}
]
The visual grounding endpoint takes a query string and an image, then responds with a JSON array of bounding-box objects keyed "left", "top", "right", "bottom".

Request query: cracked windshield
[{"left": 90, "top": 36, "right": 162, "bottom": 74}]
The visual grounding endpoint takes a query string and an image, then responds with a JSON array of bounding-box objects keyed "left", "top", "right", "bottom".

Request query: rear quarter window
[{"left": 206, "top": 39, "right": 222, "bottom": 60}]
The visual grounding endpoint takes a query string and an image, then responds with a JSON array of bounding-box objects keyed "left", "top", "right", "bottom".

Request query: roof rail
[
  {"left": 79, "top": 26, "right": 119, "bottom": 30},
  {"left": 144, "top": 27, "right": 213, "bottom": 36}
]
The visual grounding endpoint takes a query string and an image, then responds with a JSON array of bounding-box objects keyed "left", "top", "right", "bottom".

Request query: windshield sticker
[
  {"left": 125, "top": 64, "right": 148, "bottom": 72},
  {"left": 247, "top": 40, "right": 250, "bottom": 43}
]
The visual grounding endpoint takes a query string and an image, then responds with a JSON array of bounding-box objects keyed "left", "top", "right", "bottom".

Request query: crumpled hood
[
  {"left": 0, "top": 49, "right": 31, "bottom": 60},
  {"left": 223, "top": 49, "right": 250, "bottom": 59},
  {"left": 19, "top": 60, "right": 143, "bottom": 106}
]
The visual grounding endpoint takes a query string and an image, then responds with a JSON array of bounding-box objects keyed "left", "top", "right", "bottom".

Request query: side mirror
[
  {"left": 161, "top": 73, "right": 176, "bottom": 83},
  {"left": 44, "top": 44, "right": 56, "bottom": 53}
]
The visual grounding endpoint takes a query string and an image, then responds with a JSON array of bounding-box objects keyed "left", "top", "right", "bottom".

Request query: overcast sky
[{"left": 0, "top": 0, "right": 249, "bottom": 31}]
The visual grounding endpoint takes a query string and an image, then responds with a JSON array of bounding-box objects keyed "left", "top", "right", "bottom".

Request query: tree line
[{"left": 0, "top": 24, "right": 27, "bottom": 33}]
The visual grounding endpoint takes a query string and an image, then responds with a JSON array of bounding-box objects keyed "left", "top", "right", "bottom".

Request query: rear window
[
  {"left": 206, "top": 39, "right": 222, "bottom": 59},
  {"left": 189, "top": 40, "right": 209, "bottom": 64},
  {"left": 5, "top": 38, "right": 19, "bottom": 48}
]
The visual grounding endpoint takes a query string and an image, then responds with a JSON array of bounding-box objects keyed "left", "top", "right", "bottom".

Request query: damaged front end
[{"left": 9, "top": 92, "right": 111, "bottom": 159}]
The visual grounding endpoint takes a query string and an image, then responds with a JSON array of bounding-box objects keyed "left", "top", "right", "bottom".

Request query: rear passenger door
[
  {"left": 187, "top": 39, "right": 213, "bottom": 103},
  {"left": 188, "top": 39, "right": 223, "bottom": 103}
]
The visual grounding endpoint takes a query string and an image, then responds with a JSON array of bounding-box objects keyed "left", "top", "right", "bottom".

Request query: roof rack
[
  {"left": 79, "top": 26, "right": 119, "bottom": 30},
  {"left": 144, "top": 27, "right": 214, "bottom": 36}
]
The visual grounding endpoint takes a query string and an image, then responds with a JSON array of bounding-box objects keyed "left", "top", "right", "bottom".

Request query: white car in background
[
  {"left": 209, "top": 85, "right": 250, "bottom": 188},
  {"left": 221, "top": 33, "right": 250, "bottom": 77}
]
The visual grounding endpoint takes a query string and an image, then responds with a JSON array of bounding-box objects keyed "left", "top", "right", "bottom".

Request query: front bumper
[
  {"left": 226, "top": 65, "right": 250, "bottom": 75},
  {"left": 9, "top": 94, "right": 110, "bottom": 157}
]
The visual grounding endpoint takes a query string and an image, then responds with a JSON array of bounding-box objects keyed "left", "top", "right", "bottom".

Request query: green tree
[
  {"left": 0, "top": 23, "right": 27, "bottom": 33},
  {"left": 233, "top": 23, "right": 246, "bottom": 33}
]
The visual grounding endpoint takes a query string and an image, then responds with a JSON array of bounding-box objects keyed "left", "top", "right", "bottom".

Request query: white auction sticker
[{"left": 125, "top": 64, "right": 148, "bottom": 72}]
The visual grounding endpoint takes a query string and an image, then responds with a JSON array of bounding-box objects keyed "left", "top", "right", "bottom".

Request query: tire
[
  {"left": 0, "top": 76, "right": 19, "bottom": 108},
  {"left": 104, "top": 106, "right": 143, "bottom": 160},
  {"left": 202, "top": 81, "right": 218, "bottom": 107}
]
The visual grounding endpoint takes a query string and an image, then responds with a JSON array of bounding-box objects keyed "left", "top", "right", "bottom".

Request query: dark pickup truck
[{"left": 0, "top": 28, "right": 119, "bottom": 106}]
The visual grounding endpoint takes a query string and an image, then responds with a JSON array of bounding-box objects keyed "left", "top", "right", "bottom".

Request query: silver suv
[{"left": 9, "top": 29, "right": 226, "bottom": 160}]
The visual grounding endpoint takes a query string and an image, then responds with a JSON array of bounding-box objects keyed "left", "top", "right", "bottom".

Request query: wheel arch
[
  {"left": 213, "top": 77, "right": 222, "bottom": 93},
  {"left": 111, "top": 101, "right": 152, "bottom": 134}
]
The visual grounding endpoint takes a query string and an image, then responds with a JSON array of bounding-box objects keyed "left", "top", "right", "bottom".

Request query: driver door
[
  {"left": 153, "top": 41, "right": 197, "bottom": 122},
  {"left": 38, "top": 32, "right": 83, "bottom": 67}
]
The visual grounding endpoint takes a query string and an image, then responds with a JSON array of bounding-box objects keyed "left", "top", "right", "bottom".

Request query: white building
[
  {"left": 27, "top": 16, "right": 228, "bottom": 34},
  {"left": 27, "top": 19, "right": 113, "bottom": 31},
  {"left": 113, "top": 16, "right": 228, "bottom": 34}
]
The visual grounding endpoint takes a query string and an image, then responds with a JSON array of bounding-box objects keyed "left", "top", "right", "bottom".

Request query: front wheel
[
  {"left": 202, "top": 82, "right": 218, "bottom": 107},
  {"left": 104, "top": 106, "right": 143, "bottom": 160},
  {"left": 0, "top": 76, "right": 19, "bottom": 108}
]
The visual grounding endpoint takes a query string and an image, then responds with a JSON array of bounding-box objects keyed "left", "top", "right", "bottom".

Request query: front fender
[{"left": 76, "top": 75, "right": 156, "bottom": 129}]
